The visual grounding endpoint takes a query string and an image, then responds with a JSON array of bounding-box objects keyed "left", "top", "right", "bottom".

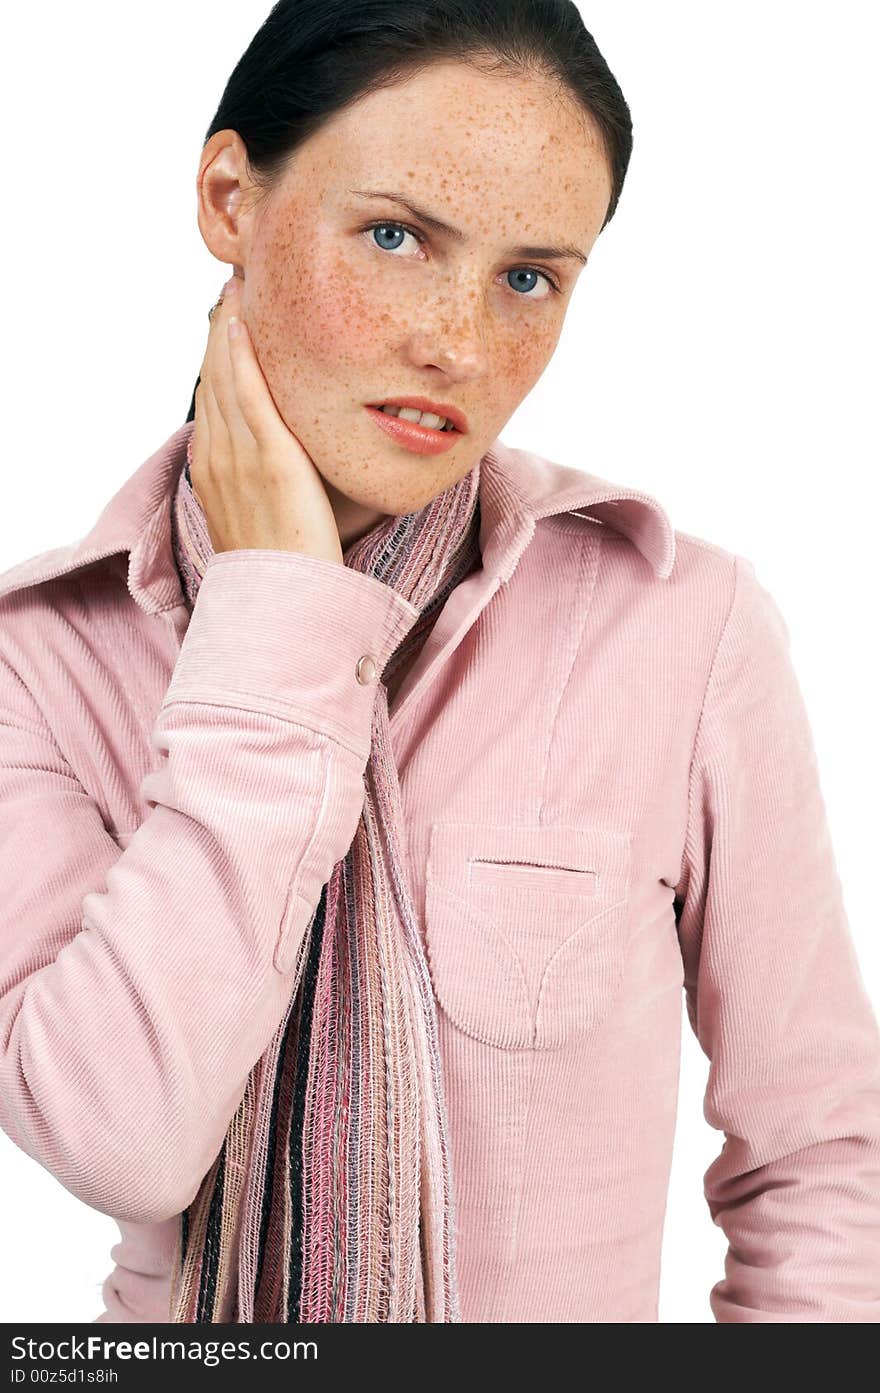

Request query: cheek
[
  {"left": 492, "top": 313, "right": 561, "bottom": 402},
  {"left": 249, "top": 244, "right": 384, "bottom": 375}
]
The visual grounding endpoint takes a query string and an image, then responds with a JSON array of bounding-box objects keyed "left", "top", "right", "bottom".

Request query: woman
[{"left": 1, "top": 0, "right": 878, "bottom": 1325}]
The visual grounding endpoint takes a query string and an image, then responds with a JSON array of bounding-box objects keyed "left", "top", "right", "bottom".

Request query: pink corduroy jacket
[{"left": 1, "top": 418, "right": 878, "bottom": 1325}]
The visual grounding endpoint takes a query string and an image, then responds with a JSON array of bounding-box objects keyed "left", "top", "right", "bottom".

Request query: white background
[{"left": 0, "top": 1, "right": 877, "bottom": 1323}]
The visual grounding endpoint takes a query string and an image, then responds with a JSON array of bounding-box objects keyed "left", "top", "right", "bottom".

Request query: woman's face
[{"left": 198, "top": 59, "right": 612, "bottom": 526}]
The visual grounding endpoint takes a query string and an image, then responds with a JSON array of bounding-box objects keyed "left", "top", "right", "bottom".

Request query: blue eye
[
  {"left": 361, "top": 220, "right": 560, "bottom": 298},
  {"left": 506, "top": 267, "right": 551, "bottom": 300},
  {"left": 369, "top": 223, "right": 417, "bottom": 254}
]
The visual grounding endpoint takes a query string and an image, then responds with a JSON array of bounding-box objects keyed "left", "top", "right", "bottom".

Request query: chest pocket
[{"left": 424, "top": 821, "right": 632, "bottom": 1050}]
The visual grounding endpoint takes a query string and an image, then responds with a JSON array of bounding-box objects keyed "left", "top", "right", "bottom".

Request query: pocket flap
[
  {"left": 425, "top": 821, "right": 632, "bottom": 1049},
  {"left": 431, "top": 822, "right": 629, "bottom": 902}
]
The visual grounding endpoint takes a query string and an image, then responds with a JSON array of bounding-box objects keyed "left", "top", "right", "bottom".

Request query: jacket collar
[{"left": 0, "top": 419, "right": 675, "bottom": 614}]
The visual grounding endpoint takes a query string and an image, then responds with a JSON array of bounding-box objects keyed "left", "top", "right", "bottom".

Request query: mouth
[
  {"left": 366, "top": 397, "right": 469, "bottom": 435},
  {"left": 364, "top": 397, "right": 468, "bottom": 457}
]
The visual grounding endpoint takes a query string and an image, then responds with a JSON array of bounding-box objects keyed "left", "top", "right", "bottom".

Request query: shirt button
[{"left": 355, "top": 653, "right": 378, "bottom": 685}]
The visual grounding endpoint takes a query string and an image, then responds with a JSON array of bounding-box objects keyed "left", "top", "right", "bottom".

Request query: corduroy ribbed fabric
[{"left": 1, "top": 417, "right": 878, "bottom": 1323}]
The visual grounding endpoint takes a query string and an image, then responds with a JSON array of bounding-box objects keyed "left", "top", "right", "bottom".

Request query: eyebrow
[{"left": 348, "top": 187, "right": 589, "bottom": 266}]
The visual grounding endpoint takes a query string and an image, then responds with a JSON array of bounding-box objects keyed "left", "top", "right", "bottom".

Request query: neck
[{"left": 322, "top": 476, "right": 390, "bottom": 550}]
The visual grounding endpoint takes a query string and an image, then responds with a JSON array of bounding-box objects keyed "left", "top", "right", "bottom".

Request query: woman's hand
[{"left": 190, "top": 273, "right": 344, "bottom": 565}]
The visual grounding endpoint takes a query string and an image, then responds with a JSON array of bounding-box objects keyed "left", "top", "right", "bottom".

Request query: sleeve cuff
[{"left": 162, "top": 548, "right": 420, "bottom": 756}]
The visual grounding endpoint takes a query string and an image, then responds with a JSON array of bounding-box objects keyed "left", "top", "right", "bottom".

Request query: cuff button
[{"left": 355, "top": 653, "right": 378, "bottom": 685}]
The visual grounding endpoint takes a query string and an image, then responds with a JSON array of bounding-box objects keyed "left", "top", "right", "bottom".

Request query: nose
[
  {"left": 404, "top": 332, "right": 487, "bottom": 385},
  {"left": 403, "top": 292, "right": 488, "bottom": 384}
]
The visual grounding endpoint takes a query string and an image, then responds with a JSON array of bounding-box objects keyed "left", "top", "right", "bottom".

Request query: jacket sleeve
[
  {"left": 0, "top": 548, "right": 418, "bottom": 1225},
  {"left": 673, "top": 552, "right": 880, "bottom": 1322}
]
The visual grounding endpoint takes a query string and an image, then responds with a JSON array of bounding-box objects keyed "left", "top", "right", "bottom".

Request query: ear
[{"left": 196, "top": 130, "right": 253, "bottom": 272}]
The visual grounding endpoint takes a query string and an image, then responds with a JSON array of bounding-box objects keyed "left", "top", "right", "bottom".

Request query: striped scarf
[{"left": 166, "top": 432, "right": 481, "bottom": 1322}]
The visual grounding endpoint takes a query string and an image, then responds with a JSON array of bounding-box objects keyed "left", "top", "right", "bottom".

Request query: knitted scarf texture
[{"left": 166, "top": 433, "right": 482, "bottom": 1322}]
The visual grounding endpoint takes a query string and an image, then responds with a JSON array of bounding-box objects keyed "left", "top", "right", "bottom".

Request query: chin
[
  {"left": 386, "top": 483, "right": 454, "bottom": 516},
  {"left": 345, "top": 472, "right": 453, "bottom": 519}
]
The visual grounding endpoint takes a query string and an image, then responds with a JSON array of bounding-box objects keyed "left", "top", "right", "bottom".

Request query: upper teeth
[{"left": 378, "top": 404, "right": 453, "bottom": 431}]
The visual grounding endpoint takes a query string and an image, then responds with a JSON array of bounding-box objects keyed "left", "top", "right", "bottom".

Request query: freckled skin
[{"left": 196, "top": 60, "right": 613, "bottom": 547}]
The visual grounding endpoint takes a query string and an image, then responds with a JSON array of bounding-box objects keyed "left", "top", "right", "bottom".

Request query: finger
[
  {"left": 199, "top": 276, "right": 233, "bottom": 380},
  {"left": 209, "top": 280, "right": 259, "bottom": 445},
  {"left": 191, "top": 380, "right": 210, "bottom": 494},
  {"left": 201, "top": 369, "right": 234, "bottom": 483},
  {"left": 225, "top": 312, "right": 280, "bottom": 449},
  {"left": 200, "top": 274, "right": 237, "bottom": 374},
  {"left": 194, "top": 274, "right": 241, "bottom": 483}
]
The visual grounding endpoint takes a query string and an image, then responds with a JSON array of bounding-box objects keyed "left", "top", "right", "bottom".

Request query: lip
[
  {"left": 365, "top": 405, "right": 461, "bottom": 456},
  {"left": 367, "top": 396, "right": 469, "bottom": 435}
]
